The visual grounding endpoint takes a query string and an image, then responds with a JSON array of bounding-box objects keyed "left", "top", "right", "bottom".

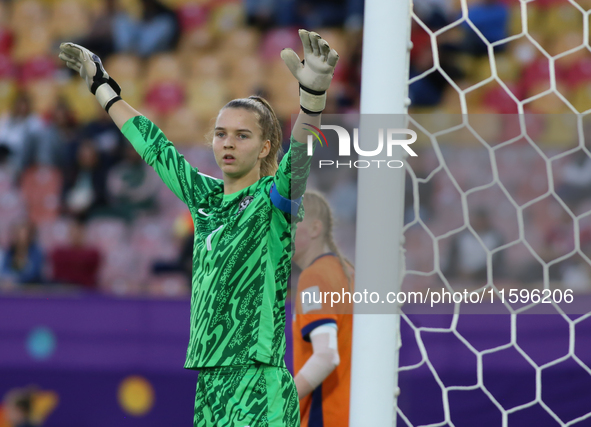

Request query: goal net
[{"left": 397, "top": 0, "right": 591, "bottom": 425}]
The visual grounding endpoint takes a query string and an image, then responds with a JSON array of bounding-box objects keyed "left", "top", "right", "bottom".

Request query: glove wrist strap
[
  {"left": 299, "top": 84, "right": 326, "bottom": 116},
  {"left": 95, "top": 83, "right": 120, "bottom": 111}
]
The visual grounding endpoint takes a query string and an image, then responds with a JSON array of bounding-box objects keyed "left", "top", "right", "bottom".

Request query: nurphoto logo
[{"left": 304, "top": 124, "right": 418, "bottom": 169}]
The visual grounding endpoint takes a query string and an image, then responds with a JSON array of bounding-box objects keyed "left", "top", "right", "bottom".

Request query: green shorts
[{"left": 194, "top": 364, "right": 300, "bottom": 427}]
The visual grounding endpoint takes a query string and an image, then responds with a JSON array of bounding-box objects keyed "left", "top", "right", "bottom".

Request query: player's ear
[
  {"left": 310, "top": 219, "right": 323, "bottom": 239},
  {"left": 259, "top": 139, "right": 271, "bottom": 159}
]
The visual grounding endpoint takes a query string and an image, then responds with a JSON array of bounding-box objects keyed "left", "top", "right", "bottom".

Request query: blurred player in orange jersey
[{"left": 292, "top": 191, "right": 354, "bottom": 427}]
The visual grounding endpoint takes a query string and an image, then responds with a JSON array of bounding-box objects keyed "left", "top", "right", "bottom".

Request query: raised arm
[
  {"left": 58, "top": 43, "right": 219, "bottom": 209},
  {"left": 281, "top": 29, "right": 339, "bottom": 144},
  {"left": 272, "top": 31, "right": 339, "bottom": 214}
]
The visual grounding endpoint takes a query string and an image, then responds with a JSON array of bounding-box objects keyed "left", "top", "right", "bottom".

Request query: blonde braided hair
[{"left": 302, "top": 190, "right": 353, "bottom": 283}]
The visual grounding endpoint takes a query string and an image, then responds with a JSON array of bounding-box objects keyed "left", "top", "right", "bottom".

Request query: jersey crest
[{"left": 237, "top": 196, "right": 254, "bottom": 214}]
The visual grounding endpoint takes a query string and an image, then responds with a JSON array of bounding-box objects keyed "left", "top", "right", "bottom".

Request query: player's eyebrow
[{"left": 214, "top": 127, "right": 253, "bottom": 133}]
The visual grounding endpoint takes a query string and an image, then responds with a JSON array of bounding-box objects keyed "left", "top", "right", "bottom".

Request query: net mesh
[{"left": 398, "top": 0, "right": 591, "bottom": 425}]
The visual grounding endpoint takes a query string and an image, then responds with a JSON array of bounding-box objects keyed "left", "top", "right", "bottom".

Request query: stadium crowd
[{"left": 0, "top": 0, "right": 590, "bottom": 296}]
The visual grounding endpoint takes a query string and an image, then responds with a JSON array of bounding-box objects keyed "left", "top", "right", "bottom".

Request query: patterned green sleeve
[
  {"left": 121, "top": 116, "right": 220, "bottom": 210},
  {"left": 273, "top": 135, "right": 314, "bottom": 209}
]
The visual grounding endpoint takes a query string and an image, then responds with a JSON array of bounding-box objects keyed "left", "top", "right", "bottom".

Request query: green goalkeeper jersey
[{"left": 122, "top": 115, "right": 312, "bottom": 369}]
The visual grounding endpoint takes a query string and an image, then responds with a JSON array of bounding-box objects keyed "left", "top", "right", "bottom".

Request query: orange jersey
[{"left": 292, "top": 253, "right": 353, "bottom": 427}]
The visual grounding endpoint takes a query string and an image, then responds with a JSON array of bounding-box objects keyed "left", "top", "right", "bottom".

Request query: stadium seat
[
  {"left": 105, "top": 54, "right": 142, "bottom": 81},
  {"left": 19, "top": 55, "right": 55, "bottom": 83},
  {"left": 144, "top": 81, "right": 185, "bottom": 116},
  {"left": 508, "top": 4, "right": 524, "bottom": 37},
  {"left": 187, "top": 54, "right": 224, "bottom": 80},
  {"left": 208, "top": 2, "right": 245, "bottom": 36},
  {"left": 521, "top": 58, "right": 552, "bottom": 99},
  {"left": 0, "top": 27, "right": 13, "bottom": 55},
  {"left": 145, "top": 53, "right": 184, "bottom": 89},
  {"left": 148, "top": 273, "right": 189, "bottom": 297},
  {"left": 37, "top": 217, "right": 72, "bottom": 249},
  {"left": 563, "top": 57, "right": 591, "bottom": 88},
  {"left": 49, "top": 0, "right": 90, "bottom": 40},
  {"left": 0, "top": 80, "right": 18, "bottom": 114},
  {"left": 482, "top": 83, "right": 523, "bottom": 114},
  {"left": 0, "top": 53, "right": 15, "bottom": 79},
  {"left": 548, "top": 31, "right": 584, "bottom": 59},
  {"left": 536, "top": 113, "right": 578, "bottom": 148},
  {"left": 11, "top": 27, "right": 52, "bottom": 63},
  {"left": 130, "top": 217, "right": 177, "bottom": 261},
  {"left": 176, "top": 27, "right": 216, "bottom": 63},
  {"left": 219, "top": 27, "right": 260, "bottom": 57},
  {"left": 525, "top": 87, "right": 571, "bottom": 113},
  {"left": 494, "top": 54, "right": 520, "bottom": 83},
  {"left": 260, "top": 28, "right": 302, "bottom": 62},
  {"left": 26, "top": 79, "right": 59, "bottom": 115},
  {"left": 104, "top": 54, "right": 145, "bottom": 108},
  {"left": 264, "top": 58, "right": 298, "bottom": 95},
  {"left": 85, "top": 217, "right": 129, "bottom": 253},
  {"left": 177, "top": 3, "right": 208, "bottom": 32},
  {"left": 186, "top": 79, "right": 227, "bottom": 121},
  {"left": 60, "top": 79, "right": 101, "bottom": 123},
  {"left": 470, "top": 56, "right": 493, "bottom": 84},
  {"left": 160, "top": 107, "right": 201, "bottom": 145},
  {"left": 0, "top": 189, "right": 25, "bottom": 247},
  {"left": 544, "top": 4, "right": 583, "bottom": 38},
  {"left": 570, "top": 82, "right": 591, "bottom": 112},
  {"left": 98, "top": 242, "right": 142, "bottom": 295},
  {"left": 11, "top": 0, "right": 48, "bottom": 37},
  {"left": 226, "top": 56, "right": 264, "bottom": 99},
  {"left": 20, "top": 165, "right": 62, "bottom": 224}
]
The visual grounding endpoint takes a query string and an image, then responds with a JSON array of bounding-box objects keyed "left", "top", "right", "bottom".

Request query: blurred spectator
[
  {"left": 0, "top": 93, "right": 46, "bottom": 177},
  {"left": 0, "top": 144, "right": 15, "bottom": 185},
  {"left": 253, "top": 0, "right": 363, "bottom": 29},
  {"left": 0, "top": 221, "right": 44, "bottom": 286},
  {"left": 245, "top": 0, "right": 276, "bottom": 30},
  {"left": 338, "top": 34, "right": 362, "bottom": 111},
  {"left": 50, "top": 220, "right": 101, "bottom": 288},
  {"left": 62, "top": 140, "right": 108, "bottom": 219},
  {"left": 296, "top": 0, "right": 349, "bottom": 29},
  {"left": 73, "top": 0, "right": 117, "bottom": 59},
  {"left": 3, "top": 387, "right": 36, "bottom": 427},
  {"left": 459, "top": 0, "right": 509, "bottom": 56},
  {"left": 410, "top": 47, "right": 465, "bottom": 107},
  {"left": 152, "top": 211, "right": 193, "bottom": 281},
  {"left": 43, "top": 98, "right": 78, "bottom": 171},
  {"left": 113, "top": 0, "right": 180, "bottom": 57},
  {"left": 152, "top": 233, "right": 193, "bottom": 281},
  {"left": 106, "top": 144, "right": 160, "bottom": 220},
  {"left": 413, "top": 0, "right": 452, "bottom": 30},
  {"left": 557, "top": 153, "right": 591, "bottom": 211},
  {"left": 79, "top": 109, "right": 124, "bottom": 169},
  {"left": 444, "top": 209, "right": 505, "bottom": 282},
  {"left": 518, "top": 210, "right": 575, "bottom": 284}
]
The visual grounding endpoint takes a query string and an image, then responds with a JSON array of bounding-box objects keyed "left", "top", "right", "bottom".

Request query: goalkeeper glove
[
  {"left": 281, "top": 29, "right": 339, "bottom": 116},
  {"left": 58, "top": 43, "right": 122, "bottom": 113}
]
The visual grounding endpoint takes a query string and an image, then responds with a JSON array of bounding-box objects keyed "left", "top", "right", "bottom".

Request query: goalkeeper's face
[{"left": 213, "top": 107, "right": 271, "bottom": 180}]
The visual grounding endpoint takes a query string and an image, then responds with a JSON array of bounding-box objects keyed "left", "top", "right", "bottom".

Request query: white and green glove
[
  {"left": 281, "top": 29, "right": 339, "bottom": 116},
  {"left": 58, "top": 43, "right": 122, "bottom": 113}
]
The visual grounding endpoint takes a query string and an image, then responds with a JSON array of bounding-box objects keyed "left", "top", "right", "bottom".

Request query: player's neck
[
  {"left": 223, "top": 170, "right": 261, "bottom": 195},
  {"left": 296, "top": 243, "right": 331, "bottom": 270}
]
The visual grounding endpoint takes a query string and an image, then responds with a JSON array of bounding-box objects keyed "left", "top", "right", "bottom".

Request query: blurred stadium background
[{"left": 1, "top": 0, "right": 591, "bottom": 425}]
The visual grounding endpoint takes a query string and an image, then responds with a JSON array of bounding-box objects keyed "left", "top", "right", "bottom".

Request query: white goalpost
[
  {"left": 352, "top": 0, "right": 591, "bottom": 425},
  {"left": 350, "top": 0, "right": 413, "bottom": 426}
]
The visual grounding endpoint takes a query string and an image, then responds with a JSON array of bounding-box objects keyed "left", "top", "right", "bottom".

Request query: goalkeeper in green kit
[{"left": 59, "top": 29, "right": 339, "bottom": 427}]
